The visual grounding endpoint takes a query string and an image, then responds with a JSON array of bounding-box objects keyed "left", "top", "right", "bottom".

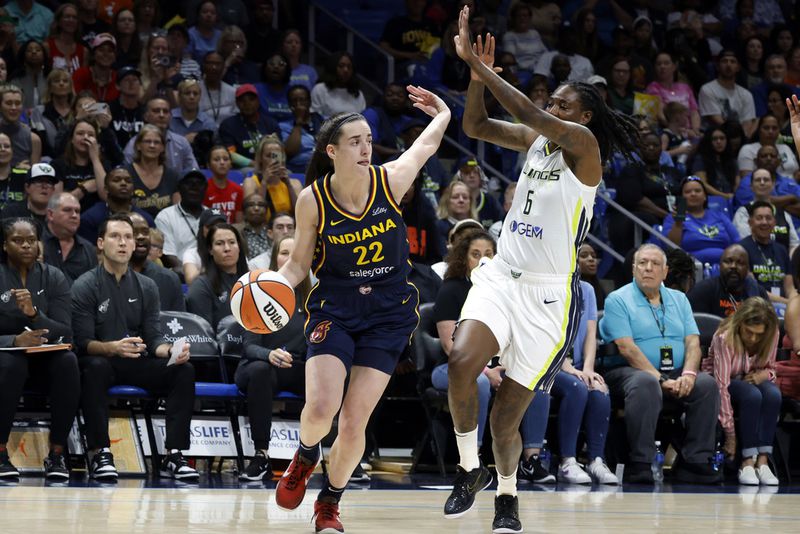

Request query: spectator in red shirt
[
  {"left": 72, "top": 33, "right": 119, "bottom": 103},
  {"left": 203, "top": 145, "right": 243, "bottom": 223}
]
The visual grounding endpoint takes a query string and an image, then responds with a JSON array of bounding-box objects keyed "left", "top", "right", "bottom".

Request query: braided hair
[
  {"left": 563, "top": 82, "right": 640, "bottom": 163},
  {"left": 0, "top": 217, "right": 39, "bottom": 264},
  {"left": 304, "top": 112, "right": 367, "bottom": 186}
]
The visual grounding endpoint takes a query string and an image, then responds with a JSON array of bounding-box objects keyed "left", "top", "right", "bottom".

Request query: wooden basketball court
[{"left": 1, "top": 476, "right": 797, "bottom": 533}]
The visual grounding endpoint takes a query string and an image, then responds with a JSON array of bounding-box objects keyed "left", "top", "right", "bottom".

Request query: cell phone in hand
[
  {"left": 675, "top": 196, "right": 687, "bottom": 221},
  {"left": 270, "top": 150, "right": 286, "bottom": 166},
  {"left": 89, "top": 102, "right": 109, "bottom": 115}
]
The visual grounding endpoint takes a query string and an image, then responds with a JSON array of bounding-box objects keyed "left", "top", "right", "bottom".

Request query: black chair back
[{"left": 413, "top": 303, "right": 446, "bottom": 373}]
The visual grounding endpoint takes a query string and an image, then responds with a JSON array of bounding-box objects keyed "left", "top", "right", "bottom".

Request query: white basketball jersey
[{"left": 498, "top": 135, "right": 598, "bottom": 275}]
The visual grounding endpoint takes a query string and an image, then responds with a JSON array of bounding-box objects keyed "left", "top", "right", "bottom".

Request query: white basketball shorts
[{"left": 458, "top": 255, "right": 581, "bottom": 392}]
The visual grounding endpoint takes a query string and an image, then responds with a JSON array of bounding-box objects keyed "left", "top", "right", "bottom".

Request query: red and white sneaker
[
  {"left": 313, "top": 500, "right": 344, "bottom": 533},
  {"left": 275, "top": 449, "right": 319, "bottom": 510}
]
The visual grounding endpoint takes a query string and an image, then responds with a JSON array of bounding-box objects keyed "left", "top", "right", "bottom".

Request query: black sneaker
[
  {"left": 518, "top": 455, "right": 555, "bottom": 484},
  {"left": 0, "top": 451, "right": 19, "bottom": 478},
  {"left": 160, "top": 452, "right": 199, "bottom": 480},
  {"left": 673, "top": 461, "right": 724, "bottom": 484},
  {"left": 349, "top": 463, "right": 371, "bottom": 482},
  {"left": 444, "top": 463, "right": 493, "bottom": 519},
  {"left": 43, "top": 451, "right": 69, "bottom": 480},
  {"left": 492, "top": 494, "right": 523, "bottom": 533},
  {"left": 240, "top": 451, "right": 271, "bottom": 481},
  {"left": 90, "top": 451, "right": 119, "bottom": 480},
  {"left": 623, "top": 462, "right": 654, "bottom": 484}
]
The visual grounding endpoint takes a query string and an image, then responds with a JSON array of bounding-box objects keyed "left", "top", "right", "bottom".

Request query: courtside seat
[
  {"left": 108, "top": 385, "right": 151, "bottom": 397},
  {"left": 194, "top": 382, "right": 240, "bottom": 398}
]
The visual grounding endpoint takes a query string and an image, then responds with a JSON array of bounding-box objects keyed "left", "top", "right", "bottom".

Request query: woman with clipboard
[{"left": 0, "top": 216, "right": 79, "bottom": 481}]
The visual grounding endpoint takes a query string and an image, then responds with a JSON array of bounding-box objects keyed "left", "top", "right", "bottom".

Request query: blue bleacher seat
[
  {"left": 108, "top": 385, "right": 150, "bottom": 397},
  {"left": 194, "top": 382, "right": 240, "bottom": 398}
]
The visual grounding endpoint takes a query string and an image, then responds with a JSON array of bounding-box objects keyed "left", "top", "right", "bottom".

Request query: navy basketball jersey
[{"left": 310, "top": 165, "right": 411, "bottom": 288}]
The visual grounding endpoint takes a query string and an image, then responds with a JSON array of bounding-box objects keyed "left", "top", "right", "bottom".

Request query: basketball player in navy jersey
[
  {"left": 443, "top": 8, "right": 640, "bottom": 533},
  {"left": 274, "top": 87, "right": 450, "bottom": 533}
]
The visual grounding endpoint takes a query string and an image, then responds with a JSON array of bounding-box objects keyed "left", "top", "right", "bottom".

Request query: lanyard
[
  {"left": 640, "top": 286, "right": 666, "bottom": 338},
  {"left": 177, "top": 204, "right": 198, "bottom": 239}
]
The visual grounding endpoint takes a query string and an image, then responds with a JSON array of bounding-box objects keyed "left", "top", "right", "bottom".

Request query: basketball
[{"left": 230, "top": 270, "right": 295, "bottom": 333}]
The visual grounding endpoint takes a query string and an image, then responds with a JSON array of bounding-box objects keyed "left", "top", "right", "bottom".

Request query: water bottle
[
  {"left": 711, "top": 442, "right": 724, "bottom": 473},
  {"left": 651, "top": 441, "right": 665, "bottom": 482},
  {"left": 540, "top": 440, "right": 551, "bottom": 473}
]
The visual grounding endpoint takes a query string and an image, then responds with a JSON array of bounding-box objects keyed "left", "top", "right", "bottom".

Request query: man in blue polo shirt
[{"left": 600, "top": 244, "right": 720, "bottom": 484}]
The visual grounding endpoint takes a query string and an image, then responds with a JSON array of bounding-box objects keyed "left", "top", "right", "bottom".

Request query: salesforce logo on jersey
[{"left": 509, "top": 220, "right": 543, "bottom": 239}]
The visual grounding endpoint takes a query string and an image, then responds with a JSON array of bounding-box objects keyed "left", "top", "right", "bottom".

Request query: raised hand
[
  {"left": 453, "top": 6, "right": 478, "bottom": 64},
  {"left": 787, "top": 95, "right": 800, "bottom": 128},
  {"left": 407, "top": 85, "right": 449, "bottom": 119},
  {"left": 471, "top": 33, "right": 502, "bottom": 81}
]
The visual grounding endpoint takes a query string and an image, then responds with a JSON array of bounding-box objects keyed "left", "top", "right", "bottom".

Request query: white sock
[
  {"left": 455, "top": 427, "right": 480, "bottom": 471},
  {"left": 496, "top": 469, "right": 518, "bottom": 497}
]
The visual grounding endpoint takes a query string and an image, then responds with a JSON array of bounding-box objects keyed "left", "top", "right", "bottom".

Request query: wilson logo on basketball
[
  {"left": 263, "top": 302, "right": 285, "bottom": 329},
  {"left": 309, "top": 321, "right": 332, "bottom": 344}
]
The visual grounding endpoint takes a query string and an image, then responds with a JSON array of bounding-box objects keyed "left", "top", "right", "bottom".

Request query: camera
[{"left": 156, "top": 55, "right": 175, "bottom": 67}]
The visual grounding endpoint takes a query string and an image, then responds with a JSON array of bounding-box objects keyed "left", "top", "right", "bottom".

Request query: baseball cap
[
  {"left": 199, "top": 208, "right": 227, "bottom": 227},
  {"left": 117, "top": 65, "right": 141, "bottom": 82},
  {"left": 179, "top": 168, "right": 207, "bottom": 183},
  {"left": 586, "top": 75, "right": 607, "bottom": 87},
  {"left": 453, "top": 155, "right": 479, "bottom": 173},
  {"left": 27, "top": 162, "right": 58, "bottom": 184},
  {"left": 92, "top": 33, "right": 117, "bottom": 49},
  {"left": 235, "top": 84, "right": 258, "bottom": 99},
  {"left": 718, "top": 49, "right": 738, "bottom": 61}
]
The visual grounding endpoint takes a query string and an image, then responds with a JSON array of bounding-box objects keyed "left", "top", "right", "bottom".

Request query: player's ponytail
[{"left": 304, "top": 112, "right": 366, "bottom": 186}]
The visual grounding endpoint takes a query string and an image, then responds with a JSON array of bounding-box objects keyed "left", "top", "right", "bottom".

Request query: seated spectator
[
  {"left": 733, "top": 168, "right": 798, "bottom": 253},
  {"left": 188, "top": 0, "right": 222, "bottom": 63},
  {"left": 79, "top": 166, "right": 153, "bottom": 242},
  {"left": 432, "top": 229, "right": 498, "bottom": 463},
  {"left": 0, "top": 216, "right": 78, "bottom": 480},
  {"left": 123, "top": 97, "right": 199, "bottom": 174},
  {"left": 660, "top": 102, "right": 693, "bottom": 171},
  {"left": 362, "top": 83, "right": 414, "bottom": 164},
  {"left": 10, "top": 40, "right": 49, "bottom": 110},
  {"left": 737, "top": 35, "right": 766, "bottom": 90},
  {"left": 379, "top": 0, "right": 438, "bottom": 79},
  {"left": 110, "top": 66, "right": 145, "bottom": 151},
  {"left": 501, "top": 2, "right": 546, "bottom": 74},
  {"left": 426, "top": 19, "right": 470, "bottom": 95},
  {"left": 665, "top": 248, "right": 697, "bottom": 293},
  {"left": 186, "top": 222, "right": 248, "bottom": 329},
  {"left": 218, "top": 25, "right": 260, "bottom": 86},
  {"left": 236, "top": 234, "right": 308, "bottom": 481},
  {"left": 132, "top": 0, "right": 158, "bottom": 49},
  {"left": 435, "top": 180, "right": 477, "bottom": 252},
  {"left": 242, "top": 135, "right": 299, "bottom": 216},
  {"left": 203, "top": 146, "right": 243, "bottom": 223},
  {"left": 688, "top": 126, "right": 739, "bottom": 198},
  {"left": 430, "top": 218, "right": 483, "bottom": 279},
  {"left": 51, "top": 118, "right": 108, "bottom": 211},
  {"left": 533, "top": 27, "right": 594, "bottom": 83},
  {"left": 401, "top": 172, "right": 444, "bottom": 266},
  {"left": 126, "top": 125, "right": 180, "bottom": 219},
  {"left": 169, "top": 78, "right": 216, "bottom": 145},
  {"left": 310, "top": 52, "right": 366, "bottom": 119},
  {"left": 767, "top": 84, "right": 794, "bottom": 136},
  {"left": 72, "top": 213, "right": 198, "bottom": 481},
  {"left": 751, "top": 54, "right": 800, "bottom": 117},
  {"left": 519, "top": 279, "right": 618, "bottom": 485},
  {"left": 255, "top": 53, "right": 292, "bottom": 123},
  {"left": 138, "top": 34, "right": 181, "bottom": 107},
  {"left": 0, "top": 85, "right": 42, "bottom": 167},
  {"left": 47, "top": 3, "right": 87, "bottom": 75},
  {"left": 688, "top": 244, "right": 769, "bottom": 317},
  {"left": 148, "top": 227, "right": 164, "bottom": 264},
  {"left": 218, "top": 84, "right": 281, "bottom": 169},
  {"left": 111, "top": 8, "right": 141, "bottom": 69},
  {"left": 739, "top": 200, "right": 796, "bottom": 304},
  {"left": 199, "top": 51, "right": 236, "bottom": 126},
  {"left": 58, "top": 91, "right": 124, "bottom": 169},
  {"left": 234, "top": 193, "right": 270, "bottom": 260},
  {"left": 452, "top": 157, "right": 502, "bottom": 230},
  {"left": 243, "top": 0, "right": 280, "bottom": 65},
  {"left": 0, "top": 133, "right": 26, "bottom": 210},
  {"left": 280, "top": 29, "right": 317, "bottom": 91},
  {"left": 5, "top": 1, "right": 53, "bottom": 44},
  {"left": 738, "top": 115, "right": 798, "bottom": 180},
  {"left": 167, "top": 24, "right": 201, "bottom": 80},
  {"left": 280, "top": 85, "right": 324, "bottom": 174},
  {"left": 248, "top": 211, "right": 294, "bottom": 270},
  {"left": 600, "top": 244, "right": 721, "bottom": 484},
  {"left": 570, "top": 7, "right": 605, "bottom": 64},
  {"left": 697, "top": 50, "right": 757, "bottom": 139},
  {"left": 702, "top": 297, "right": 781, "bottom": 486},
  {"left": 129, "top": 211, "right": 184, "bottom": 312},
  {"left": 154, "top": 169, "right": 209, "bottom": 271},
  {"left": 645, "top": 51, "right": 700, "bottom": 137},
  {"left": 733, "top": 145, "right": 800, "bottom": 213},
  {"left": 38, "top": 69, "right": 75, "bottom": 145},
  {"left": 76, "top": 0, "right": 110, "bottom": 48},
  {"left": 578, "top": 242, "right": 606, "bottom": 310},
  {"left": 0, "top": 163, "right": 59, "bottom": 227},
  {"left": 72, "top": 33, "right": 120, "bottom": 103},
  {"left": 662, "top": 176, "right": 740, "bottom": 265},
  {"left": 41, "top": 192, "right": 96, "bottom": 284},
  {"left": 606, "top": 57, "right": 634, "bottom": 116}
]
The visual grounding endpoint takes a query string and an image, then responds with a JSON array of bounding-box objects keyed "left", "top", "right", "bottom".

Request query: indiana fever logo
[{"left": 309, "top": 320, "right": 332, "bottom": 344}]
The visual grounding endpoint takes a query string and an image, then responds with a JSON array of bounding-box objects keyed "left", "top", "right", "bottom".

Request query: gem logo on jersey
[
  {"left": 509, "top": 220, "right": 543, "bottom": 239},
  {"left": 309, "top": 320, "right": 332, "bottom": 344}
]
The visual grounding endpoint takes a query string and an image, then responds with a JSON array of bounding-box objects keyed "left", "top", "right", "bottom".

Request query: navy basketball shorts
[{"left": 304, "top": 279, "right": 420, "bottom": 374}]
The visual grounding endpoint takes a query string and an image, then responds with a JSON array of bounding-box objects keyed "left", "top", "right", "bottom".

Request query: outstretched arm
[
  {"left": 383, "top": 86, "right": 451, "bottom": 202},
  {"left": 454, "top": 7, "right": 601, "bottom": 184}
]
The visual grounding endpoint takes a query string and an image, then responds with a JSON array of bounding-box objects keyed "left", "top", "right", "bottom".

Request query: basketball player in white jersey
[{"left": 444, "top": 8, "right": 640, "bottom": 533}]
